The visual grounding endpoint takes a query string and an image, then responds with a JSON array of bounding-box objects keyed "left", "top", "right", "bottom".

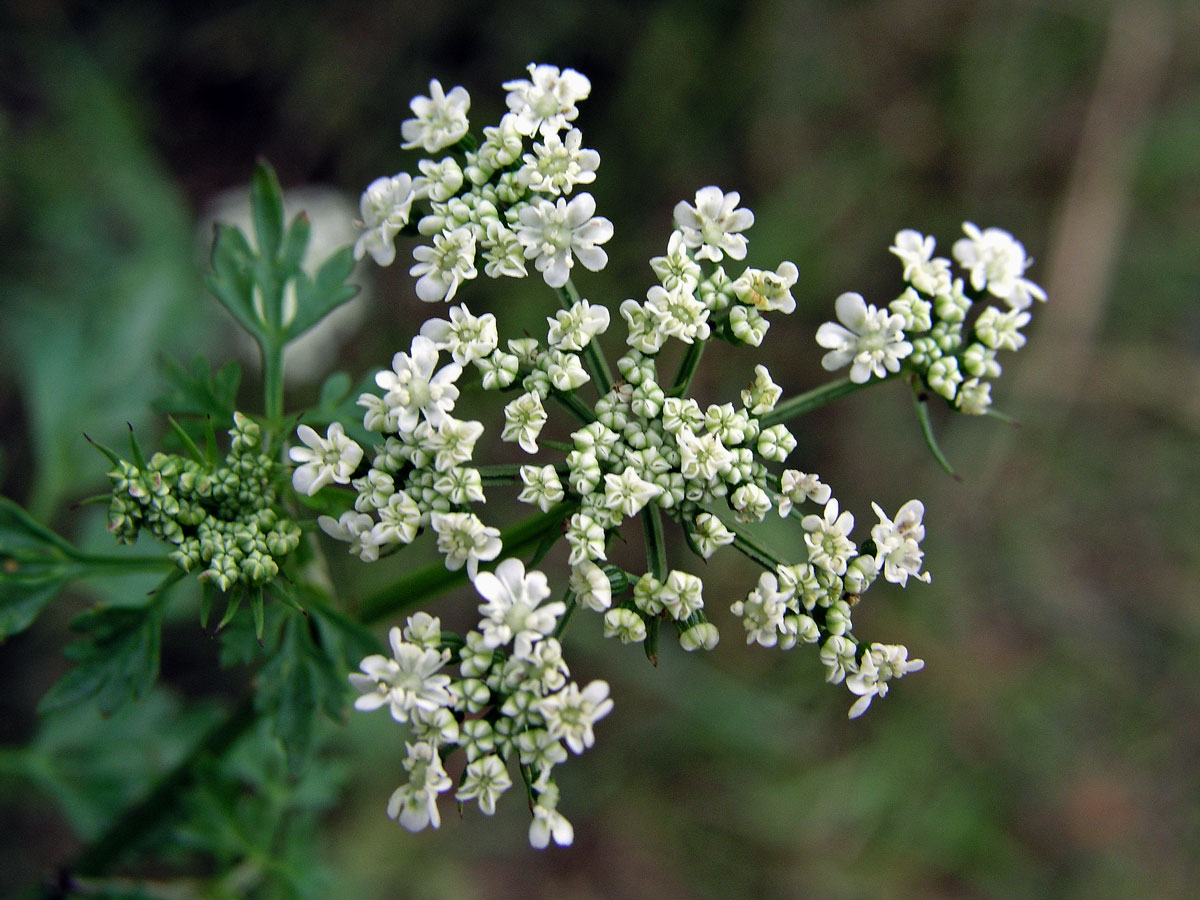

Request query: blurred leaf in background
[{"left": 0, "top": 38, "right": 211, "bottom": 522}]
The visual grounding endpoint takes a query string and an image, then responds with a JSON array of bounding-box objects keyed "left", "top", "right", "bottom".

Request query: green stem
[
  {"left": 359, "top": 502, "right": 575, "bottom": 623},
  {"left": 760, "top": 373, "right": 900, "bottom": 429},
  {"left": 728, "top": 522, "right": 784, "bottom": 571},
  {"left": 261, "top": 337, "right": 285, "bottom": 427},
  {"left": 667, "top": 340, "right": 705, "bottom": 398},
  {"left": 641, "top": 505, "right": 668, "bottom": 581},
  {"left": 550, "top": 388, "right": 597, "bottom": 425},
  {"left": 556, "top": 279, "right": 614, "bottom": 395}
]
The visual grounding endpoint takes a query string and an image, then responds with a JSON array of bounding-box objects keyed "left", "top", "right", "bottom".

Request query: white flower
[
  {"left": 539, "top": 679, "right": 613, "bottom": 755},
  {"left": 565, "top": 511, "right": 605, "bottom": 565},
  {"left": 387, "top": 741, "right": 453, "bottom": 831},
  {"left": 420, "top": 304, "right": 499, "bottom": 365},
  {"left": 890, "top": 287, "right": 934, "bottom": 332},
  {"left": 518, "top": 127, "right": 600, "bottom": 195},
  {"left": 644, "top": 283, "right": 711, "bottom": 343},
  {"left": 473, "top": 557, "right": 564, "bottom": 658},
  {"left": 659, "top": 570, "right": 704, "bottom": 621},
  {"left": 819, "top": 634, "right": 858, "bottom": 685},
  {"left": 731, "top": 483, "right": 772, "bottom": 523},
  {"left": 374, "top": 490, "right": 422, "bottom": 546},
  {"left": 731, "top": 262, "right": 799, "bottom": 314},
  {"left": 318, "top": 510, "right": 380, "bottom": 561},
  {"left": 375, "top": 335, "right": 462, "bottom": 433},
  {"left": 544, "top": 349, "right": 591, "bottom": 391},
  {"left": 728, "top": 305, "right": 769, "bottom": 346},
  {"left": 756, "top": 424, "right": 796, "bottom": 463},
  {"left": 569, "top": 560, "right": 612, "bottom": 612},
  {"left": 401, "top": 79, "right": 471, "bottom": 153},
  {"left": 603, "top": 607, "right": 646, "bottom": 643},
  {"left": 547, "top": 299, "right": 610, "bottom": 351},
  {"left": 528, "top": 783, "right": 575, "bottom": 848},
  {"left": 515, "top": 193, "right": 614, "bottom": 288},
  {"left": 503, "top": 63, "right": 591, "bottom": 138},
  {"left": 730, "top": 571, "right": 790, "bottom": 647},
  {"left": 649, "top": 230, "right": 702, "bottom": 292},
  {"left": 414, "top": 156, "right": 464, "bottom": 203},
  {"left": 777, "top": 470, "right": 832, "bottom": 517},
  {"left": 676, "top": 427, "right": 733, "bottom": 483},
  {"left": 673, "top": 186, "right": 754, "bottom": 262},
  {"left": 973, "top": 305, "right": 1031, "bottom": 351},
  {"left": 688, "top": 512, "right": 735, "bottom": 559},
  {"left": 410, "top": 226, "right": 478, "bottom": 303},
  {"left": 846, "top": 643, "right": 925, "bottom": 718},
  {"left": 427, "top": 416, "right": 485, "bottom": 472},
  {"left": 956, "top": 377, "right": 992, "bottom": 415},
  {"left": 602, "top": 467, "right": 664, "bottom": 519},
  {"left": 480, "top": 220, "right": 528, "bottom": 279},
  {"left": 502, "top": 391, "right": 548, "bottom": 454},
  {"left": 741, "top": 364, "right": 782, "bottom": 416},
  {"left": 456, "top": 754, "right": 512, "bottom": 815},
  {"left": 679, "top": 621, "right": 720, "bottom": 652},
  {"left": 430, "top": 511, "right": 501, "bottom": 576},
  {"left": 801, "top": 498, "right": 858, "bottom": 576},
  {"left": 815, "top": 291, "right": 913, "bottom": 383},
  {"left": 348, "top": 627, "right": 453, "bottom": 723},
  {"left": 354, "top": 173, "right": 416, "bottom": 266},
  {"left": 290, "top": 422, "right": 363, "bottom": 495},
  {"left": 952, "top": 222, "right": 1046, "bottom": 309},
  {"left": 889, "top": 229, "right": 952, "bottom": 296},
  {"left": 619, "top": 299, "right": 667, "bottom": 354},
  {"left": 517, "top": 464, "right": 565, "bottom": 512}
]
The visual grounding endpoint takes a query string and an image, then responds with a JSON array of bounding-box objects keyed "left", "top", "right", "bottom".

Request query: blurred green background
[{"left": 2, "top": 0, "right": 1199, "bottom": 897}]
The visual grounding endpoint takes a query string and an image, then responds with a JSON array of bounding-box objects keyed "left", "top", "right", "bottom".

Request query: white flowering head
[
  {"left": 673, "top": 186, "right": 754, "bottom": 262},
  {"left": 801, "top": 498, "right": 857, "bottom": 576},
  {"left": 815, "top": 291, "right": 913, "bottom": 384},
  {"left": 516, "top": 193, "right": 613, "bottom": 288},
  {"left": 846, "top": 643, "right": 925, "bottom": 718},
  {"left": 952, "top": 222, "right": 1046, "bottom": 309},
  {"left": 355, "top": 173, "right": 416, "bottom": 266},
  {"left": 410, "top": 226, "right": 478, "bottom": 303},
  {"left": 890, "top": 229, "right": 952, "bottom": 296},
  {"left": 401, "top": 79, "right": 471, "bottom": 153},
  {"left": 419, "top": 304, "right": 498, "bottom": 364},
  {"left": 870, "top": 499, "right": 930, "bottom": 587},
  {"left": 430, "top": 511, "right": 501, "bottom": 576},
  {"left": 503, "top": 63, "right": 591, "bottom": 138},
  {"left": 290, "top": 422, "right": 362, "bottom": 496},
  {"left": 474, "top": 557, "right": 564, "bottom": 658},
  {"left": 387, "top": 741, "right": 453, "bottom": 831},
  {"left": 519, "top": 128, "right": 600, "bottom": 195},
  {"left": 732, "top": 261, "right": 799, "bottom": 314}
]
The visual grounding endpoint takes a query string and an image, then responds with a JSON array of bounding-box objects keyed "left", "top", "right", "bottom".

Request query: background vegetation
[{"left": 2, "top": 0, "right": 1198, "bottom": 897}]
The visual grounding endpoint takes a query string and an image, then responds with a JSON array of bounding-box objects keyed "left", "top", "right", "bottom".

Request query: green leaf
[
  {"left": 0, "top": 496, "right": 80, "bottom": 640},
  {"left": 256, "top": 612, "right": 351, "bottom": 774},
  {"left": 207, "top": 223, "right": 265, "bottom": 342},
  {"left": 250, "top": 160, "right": 286, "bottom": 265},
  {"left": 282, "top": 246, "right": 360, "bottom": 343},
  {"left": 39, "top": 595, "right": 165, "bottom": 716},
  {"left": 153, "top": 355, "right": 242, "bottom": 421},
  {"left": 280, "top": 210, "right": 313, "bottom": 275}
]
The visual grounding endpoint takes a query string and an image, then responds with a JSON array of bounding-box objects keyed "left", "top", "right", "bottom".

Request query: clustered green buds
[{"left": 104, "top": 413, "right": 300, "bottom": 592}]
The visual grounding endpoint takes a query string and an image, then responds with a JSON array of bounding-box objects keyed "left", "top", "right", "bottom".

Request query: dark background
[{"left": 2, "top": 1, "right": 1199, "bottom": 897}]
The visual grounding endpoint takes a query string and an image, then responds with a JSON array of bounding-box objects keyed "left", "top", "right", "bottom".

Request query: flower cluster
[
  {"left": 349, "top": 559, "right": 611, "bottom": 846},
  {"left": 816, "top": 225, "right": 1045, "bottom": 414},
  {"left": 305, "top": 64, "right": 1044, "bottom": 848},
  {"left": 106, "top": 413, "right": 300, "bottom": 591},
  {"left": 354, "top": 63, "right": 612, "bottom": 297}
]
